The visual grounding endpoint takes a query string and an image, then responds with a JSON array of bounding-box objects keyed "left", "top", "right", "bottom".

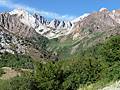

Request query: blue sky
[{"left": 0, "top": 0, "right": 120, "bottom": 20}]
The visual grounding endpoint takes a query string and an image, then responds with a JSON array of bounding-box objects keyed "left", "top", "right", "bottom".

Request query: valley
[{"left": 0, "top": 8, "right": 120, "bottom": 90}]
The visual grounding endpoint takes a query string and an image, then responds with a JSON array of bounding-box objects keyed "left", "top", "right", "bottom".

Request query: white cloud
[{"left": 0, "top": 0, "right": 76, "bottom": 20}]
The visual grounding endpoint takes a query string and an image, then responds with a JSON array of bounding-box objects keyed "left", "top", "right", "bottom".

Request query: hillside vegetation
[
  {"left": 32, "top": 35, "right": 120, "bottom": 90},
  {"left": 0, "top": 35, "right": 120, "bottom": 90}
]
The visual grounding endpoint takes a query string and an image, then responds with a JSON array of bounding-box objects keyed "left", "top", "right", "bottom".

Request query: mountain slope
[
  {"left": 1, "top": 8, "right": 120, "bottom": 59},
  {"left": 46, "top": 9, "right": 120, "bottom": 58},
  {"left": 0, "top": 12, "right": 58, "bottom": 61}
]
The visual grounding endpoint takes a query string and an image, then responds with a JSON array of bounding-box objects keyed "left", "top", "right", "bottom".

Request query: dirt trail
[{"left": 0, "top": 67, "right": 21, "bottom": 80}]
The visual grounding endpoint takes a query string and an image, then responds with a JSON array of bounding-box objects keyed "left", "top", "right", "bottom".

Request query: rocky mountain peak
[
  {"left": 99, "top": 8, "right": 109, "bottom": 12},
  {"left": 33, "top": 13, "right": 49, "bottom": 25},
  {"left": 9, "top": 8, "right": 36, "bottom": 28},
  {"left": 9, "top": 8, "right": 28, "bottom": 17},
  {"left": 8, "top": 9, "right": 74, "bottom": 38},
  {"left": 6, "top": 8, "right": 120, "bottom": 39},
  {"left": 49, "top": 19, "right": 60, "bottom": 28},
  {"left": 112, "top": 10, "right": 120, "bottom": 15},
  {"left": 0, "top": 12, "right": 37, "bottom": 38}
]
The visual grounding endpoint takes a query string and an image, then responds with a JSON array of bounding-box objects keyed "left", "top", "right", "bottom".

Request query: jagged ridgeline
[{"left": 1, "top": 8, "right": 120, "bottom": 59}]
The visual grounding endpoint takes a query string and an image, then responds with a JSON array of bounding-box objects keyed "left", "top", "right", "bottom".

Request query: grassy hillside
[
  {"left": 47, "top": 30, "right": 106, "bottom": 59},
  {"left": 33, "top": 35, "right": 120, "bottom": 90}
]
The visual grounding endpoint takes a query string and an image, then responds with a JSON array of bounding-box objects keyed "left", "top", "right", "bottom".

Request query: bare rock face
[
  {"left": 0, "top": 13, "right": 58, "bottom": 61},
  {"left": 0, "top": 25, "right": 57, "bottom": 60},
  {"left": 0, "top": 26, "right": 27, "bottom": 54},
  {"left": 49, "top": 19, "right": 60, "bottom": 28},
  {"left": 109, "top": 10, "right": 120, "bottom": 24},
  {"left": 0, "top": 13, "right": 37, "bottom": 38},
  {"left": 33, "top": 13, "right": 49, "bottom": 25}
]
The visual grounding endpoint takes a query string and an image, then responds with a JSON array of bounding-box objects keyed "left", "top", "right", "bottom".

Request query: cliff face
[
  {"left": 0, "top": 13, "right": 37, "bottom": 38},
  {"left": 0, "top": 25, "right": 27, "bottom": 54}
]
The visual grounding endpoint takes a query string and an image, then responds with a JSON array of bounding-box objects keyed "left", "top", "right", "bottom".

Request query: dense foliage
[{"left": 0, "top": 52, "right": 33, "bottom": 69}]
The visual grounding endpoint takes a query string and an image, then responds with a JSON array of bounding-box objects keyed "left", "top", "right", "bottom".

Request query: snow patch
[
  {"left": 72, "top": 13, "right": 90, "bottom": 23},
  {"left": 9, "top": 8, "right": 36, "bottom": 28},
  {"left": 99, "top": 8, "right": 108, "bottom": 12}
]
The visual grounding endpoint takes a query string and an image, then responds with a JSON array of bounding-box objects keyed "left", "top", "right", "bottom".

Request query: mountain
[
  {"left": 62, "top": 8, "right": 120, "bottom": 40},
  {"left": 9, "top": 9, "right": 74, "bottom": 39},
  {"left": 7, "top": 8, "right": 120, "bottom": 40},
  {"left": 0, "top": 12, "right": 36, "bottom": 38},
  {"left": 0, "top": 11, "right": 59, "bottom": 61},
  {"left": 45, "top": 8, "right": 120, "bottom": 58},
  {"left": 0, "top": 8, "right": 120, "bottom": 90},
  {"left": 1, "top": 8, "right": 120, "bottom": 58},
  {"left": 71, "top": 13, "right": 90, "bottom": 23}
]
